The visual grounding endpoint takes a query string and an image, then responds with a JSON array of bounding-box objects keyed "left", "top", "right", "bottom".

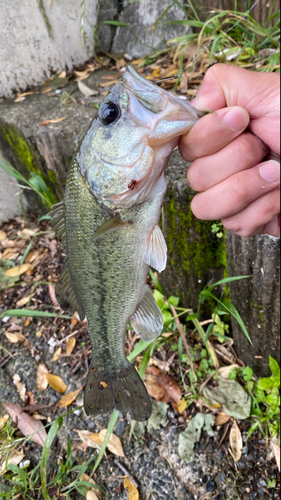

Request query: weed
[{"left": 0, "top": 156, "right": 56, "bottom": 210}]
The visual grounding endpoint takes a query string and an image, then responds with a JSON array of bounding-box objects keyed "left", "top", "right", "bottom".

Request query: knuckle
[
  {"left": 187, "top": 162, "right": 204, "bottom": 191},
  {"left": 237, "top": 134, "right": 259, "bottom": 164},
  {"left": 229, "top": 174, "right": 248, "bottom": 203}
]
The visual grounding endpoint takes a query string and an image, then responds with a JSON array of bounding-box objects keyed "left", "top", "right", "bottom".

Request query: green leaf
[
  {"left": 243, "top": 366, "right": 253, "bottom": 382},
  {"left": 102, "top": 20, "right": 127, "bottom": 27},
  {"left": 153, "top": 289, "right": 166, "bottom": 310},
  {"left": 258, "top": 377, "right": 280, "bottom": 391},
  {"left": 168, "top": 296, "right": 180, "bottom": 307},
  {"left": 269, "top": 356, "right": 280, "bottom": 378}
]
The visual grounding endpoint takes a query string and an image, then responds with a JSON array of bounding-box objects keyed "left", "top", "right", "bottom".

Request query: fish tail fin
[{"left": 84, "top": 361, "right": 152, "bottom": 421}]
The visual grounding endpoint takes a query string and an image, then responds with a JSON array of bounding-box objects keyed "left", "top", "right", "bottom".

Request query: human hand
[{"left": 179, "top": 64, "right": 280, "bottom": 237}]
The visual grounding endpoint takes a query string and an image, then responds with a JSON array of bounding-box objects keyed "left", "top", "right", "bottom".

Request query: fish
[{"left": 49, "top": 65, "right": 205, "bottom": 421}]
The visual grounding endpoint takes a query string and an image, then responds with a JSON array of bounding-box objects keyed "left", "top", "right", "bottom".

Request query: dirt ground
[{"left": 0, "top": 214, "right": 280, "bottom": 499}]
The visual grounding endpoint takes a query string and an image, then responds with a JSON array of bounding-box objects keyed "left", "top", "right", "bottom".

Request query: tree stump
[{"left": 226, "top": 233, "right": 280, "bottom": 376}]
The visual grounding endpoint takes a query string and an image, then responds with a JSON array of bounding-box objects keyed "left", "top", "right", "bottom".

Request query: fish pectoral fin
[
  {"left": 49, "top": 201, "right": 67, "bottom": 251},
  {"left": 93, "top": 214, "right": 130, "bottom": 241},
  {"left": 130, "top": 285, "right": 163, "bottom": 342},
  {"left": 144, "top": 224, "right": 167, "bottom": 273},
  {"left": 55, "top": 263, "right": 85, "bottom": 321}
]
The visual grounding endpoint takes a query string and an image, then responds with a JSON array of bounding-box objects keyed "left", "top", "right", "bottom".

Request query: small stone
[
  {"left": 259, "top": 478, "right": 267, "bottom": 488},
  {"left": 202, "top": 475, "right": 208, "bottom": 484},
  {"left": 243, "top": 446, "right": 249, "bottom": 454},
  {"left": 217, "top": 472, "right": 225, "bottom": 485},
  {"left": 206, "top": 480, "right": 216, "bottom": 492},
  {"left": 151, "top": 450, "right": 159, "bottom": 459},
  {"left": 115, "top": 419, "right": 126, "bottom": 437}
]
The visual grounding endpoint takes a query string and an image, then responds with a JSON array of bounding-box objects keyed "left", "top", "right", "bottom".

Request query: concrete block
[
  {"left": 111, "top": 0, "right": 189, "bottom": 58},
  {"left": 0, "top": 0, "right": 97, "bottom": 98}
]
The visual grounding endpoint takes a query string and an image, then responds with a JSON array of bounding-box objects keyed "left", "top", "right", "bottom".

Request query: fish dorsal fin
[
  {"left": 130, "top": 285, "right": 163, "bottom": 342},
  {"left": 49, "top": 201, "right": 67, "bottom": 251},
  {"left": 93, "top": 214, "right": 130, "bottom": 241},
  {"left": 144, "top": 225, "right": 167, "bottom": 273},
  {"left": 55, "top": 263, "right": 85, "bottom": 321}
]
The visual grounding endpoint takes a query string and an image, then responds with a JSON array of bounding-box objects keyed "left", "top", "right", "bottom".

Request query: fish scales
[{"left": 50, "top": 65, "right": 205, "bottom": 420}]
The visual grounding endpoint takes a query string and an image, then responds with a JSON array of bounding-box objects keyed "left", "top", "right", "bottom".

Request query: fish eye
[{"left": 99, "top": 102, "right": 121, "bottom": 125}]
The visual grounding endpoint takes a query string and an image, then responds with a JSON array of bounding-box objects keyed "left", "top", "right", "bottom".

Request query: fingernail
[
  {"left": 190, "top": 96, "right": 197, "bottom": 106},
  {"left": 260, "top": 160, "right": 280, "bottom": 182},
  {"left": 223, "top": 108, "right": 249, "bottom": 132}
]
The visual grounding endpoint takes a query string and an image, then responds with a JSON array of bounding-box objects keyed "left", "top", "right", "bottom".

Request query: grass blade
[
  {"left": 41, "top": 417, "right": 63, "bottom": 500},
  {"left": 93, "top": 409, "right": 119, "bottom": 472},
  {"left": 0, "top": 309, "right": 72, "bottom": 320}
]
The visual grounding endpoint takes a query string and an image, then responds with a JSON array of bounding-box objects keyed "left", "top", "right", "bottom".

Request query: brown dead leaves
[
  {"left": 229, "top": 419, "right": 243, "bottom": 462},
  {"left": 3, "top": 403, "right": 47, "bottom": 447},
  {"left": 144, "top": 366, "right": 182, "bottom": 411},
  {"left": 75, "top": 429, "right": 125, "bottom": 457},
  {"left": 124, "top": 477, "right": 139, "bottom": 500}
]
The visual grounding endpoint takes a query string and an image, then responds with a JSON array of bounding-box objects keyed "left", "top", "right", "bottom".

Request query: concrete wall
[
  {"left": 0, "top": 0, "right": 97, "bottom": 98},
  {"left": 111, "top": 0, "right": 188, "bottom": 58}
]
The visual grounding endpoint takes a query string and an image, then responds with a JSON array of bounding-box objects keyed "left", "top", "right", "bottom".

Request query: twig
[
  {"left": 169, "top": 304, "right": 197, "bottom": 382},
  {"left": 57, "top": 330, "right": 78, "bottom": 345},
  {"left": 114, "top": 460, "right": 138, "bottom": 488},
  {"left": 219, "top": 420, "right": 232, "bottom": 446}
]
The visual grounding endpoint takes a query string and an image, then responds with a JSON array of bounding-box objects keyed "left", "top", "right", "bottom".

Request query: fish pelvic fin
[
  {"left": 130, "top": 285, "right": 163, "bottom": 342},
  {"left": 93, "top": 214, "right": 130, "bottom": 241},
  {"left": 84, "top": 360, "right": 152, "bottom": 421}
]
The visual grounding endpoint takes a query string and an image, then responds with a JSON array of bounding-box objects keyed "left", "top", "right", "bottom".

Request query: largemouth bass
[{"left": 50, "top": 65, "right": 204, "bottom": 421}]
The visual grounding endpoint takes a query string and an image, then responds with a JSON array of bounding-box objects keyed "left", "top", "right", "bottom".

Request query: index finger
[{"left": 179, "top": 106, "right": 249, "bottom": 162}]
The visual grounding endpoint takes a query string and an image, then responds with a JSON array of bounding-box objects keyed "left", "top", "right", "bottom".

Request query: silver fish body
[{"left": 50, "top": 65, "right": 204, "bottom": 420}]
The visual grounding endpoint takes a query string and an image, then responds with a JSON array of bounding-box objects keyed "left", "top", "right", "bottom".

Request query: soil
[{"left": 0, "top": 215, "right": 280, "bottom": 499}]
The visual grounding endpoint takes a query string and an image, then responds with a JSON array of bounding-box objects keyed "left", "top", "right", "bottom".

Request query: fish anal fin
[
  {"left": 130, "top": 285, "right": 163, "bottom": 342},
  {"left": 49, "top": 201, "right": 67, "bottom": 251},
  {"left": 55, "top": 263, "right": 85, "bottom": 321},
  {"left": 84, "top": 361, "right": 152, "bottom": 421},
  {"left": 93, "top": 214, "right": 130, "bottom": 241},
  {"left": 144, "top": 224, "right": 167, "bottom": 273}
]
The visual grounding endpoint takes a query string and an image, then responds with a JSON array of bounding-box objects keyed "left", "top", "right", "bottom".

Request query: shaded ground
[{"left": 0, "top": 215, "right": 280, "bottom": 499}]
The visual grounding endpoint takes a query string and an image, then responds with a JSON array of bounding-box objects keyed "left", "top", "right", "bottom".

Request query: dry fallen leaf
[
  {"left": 58, "top": 387, "right": 82, "bottom": 408},
  {"left": 229, "top": 419, "right": 243, "bottom": 462},
  {"left": 46, "top": 374, "right": 67, "bottom": 393},
  {"left": 37, "top": 363, "right": 49, "bottom": 391},
  {"left": 52, "top": 347, "right": 62, "bottom": 362},
  {"left": 1, "top": 452, "right": 25, "bottom": 472},
  {"left": 218, "top": 364, "right": 240, "bottom": 379},
  {"left": 5, "top": 331, "right": 23, "bottom": 344},
  {"left": 75, "top": 430, "right": 103, "bottom": 449},
  {"left": 124, "top": 476, "right": 139, "bottom": 500},
  {"left": 81, "top": 473, "right": 101, "bottom": 499},
  {"left": 99, "top": 429, "right": 125, "bottom": 457},
  {"left": 145, "top": 366, "right": 182, "bottom": 410},
  {"left": 66, "top": 337, "right": 76, "bottom": 355},
  {"left": 48, "top": 283, "right": 59, "bottom": 307},
  {"left": 58, "top": 70, "right": 66, "bottom": 78},
  {"left": 86, "top": 492, "right": 100, "bottom": 500},
  {"left": 16, "top": 295, "right": 32, "bottom": 307},
  {"left": 271, "top": 440, "right": 280, "bottom": 471},
  {"left": 177, "top": 399, "right": 188, "bottom": 414},
  {"left": 3, "top": 403, "right": 47, "bottom": 447},
  {"left": 78, "top": 80, "right": 98, "bottom": 96},
  {"left": 0, "top": 415, "right": 9, "bottom": 430},
  {"left": 215, "top": 412, "right": 231, "bottom": 426},
  {"left": 0, "top": 230, "right": 7, "bottom": 240},
  {"left": 13, "top": 374, "right": 26, "bottom": 402},
  {"left": 5, "top": 264, "right": 31, "bottom": 277},
  {"left": 99, "top": 79, "right": 120, "bottom": 87},
  {"left": 39, "top": 117, "right": 67, "bottom": 126}
]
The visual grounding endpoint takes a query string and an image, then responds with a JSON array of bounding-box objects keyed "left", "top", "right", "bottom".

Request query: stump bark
[{"left": 226, "top": 233, "right": 280, "bottom": 376}]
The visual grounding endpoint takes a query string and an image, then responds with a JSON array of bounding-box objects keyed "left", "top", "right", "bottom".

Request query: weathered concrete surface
[
  {"left": 0, "top": 158, "right": 29, "bottom": 224},
  {"left": 111, "top": 0, "right": 189, "bottom": 58},
  {"left": 0, "top": 69, "right": 110, "bottom": 212},
  {"left": 0, "top": 0, "right": 97, "bottom": 98},
  {"left": 226, "top": 232, "right": 280, "bottom": 376}
]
